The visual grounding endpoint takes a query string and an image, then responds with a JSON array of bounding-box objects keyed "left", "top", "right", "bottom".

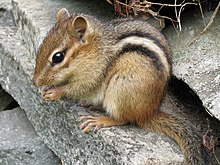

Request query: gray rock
[
  {"left": 0, "top": 1, "right": 14, "bottom": 28},
  {"left": 0, "top": 0, "right": 185, "bottom": 164},
  {"left": 0, "top": 107, "right": 60, "bottom": 165},
  {"left": 164, "top": 9, "right": 220, "bottom": 121}
]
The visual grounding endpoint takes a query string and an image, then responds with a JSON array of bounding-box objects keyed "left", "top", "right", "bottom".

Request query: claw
[
  {"left": 42, "top": 88, "right": 62, "bottom": 101},
  {"left": 79, "top": 115, "right": 102, "bottom": 133},
  {"left": 83, "top": 122, "right": 97, "bottom": 133},
  {"left": 79, "top": 115, "right": 124, "bottom": 133},
  {"left": 80, "top": 119, "right": 96, "bottom": 129},
  {"left": 93, "top": 125, "right": 101, "bottom": 133}
]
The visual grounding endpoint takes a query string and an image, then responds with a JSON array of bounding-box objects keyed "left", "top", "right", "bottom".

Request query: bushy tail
[{"left": 144, "top": 111, "right": 210, "bottom": 165}]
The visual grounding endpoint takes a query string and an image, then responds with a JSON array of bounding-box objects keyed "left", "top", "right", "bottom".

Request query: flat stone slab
[
  {"left": 0, "top": 107, "right": 60, "bottom": 165},
  {"left": 164, "top": 9, "right": 220, "bottom": 121},
  {"left": 0, "top": 0, "right": 184, "bottom": 164}
]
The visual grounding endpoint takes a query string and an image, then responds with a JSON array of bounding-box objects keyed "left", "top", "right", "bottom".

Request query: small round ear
[
  {"left": 72, "top": 16, "right": 88, "bottom": 40},
  {"left": 56, "top": 8, "right": 70, "bottom": 22}
]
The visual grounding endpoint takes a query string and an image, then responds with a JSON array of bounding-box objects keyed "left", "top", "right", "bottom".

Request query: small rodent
[{"left": 32, "top": 8, "right": 210, "bottom": 164}]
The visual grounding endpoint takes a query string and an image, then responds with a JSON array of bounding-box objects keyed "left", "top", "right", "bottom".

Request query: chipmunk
[{"left": 32, "top": 8, "right": 210, "bottom": 164}]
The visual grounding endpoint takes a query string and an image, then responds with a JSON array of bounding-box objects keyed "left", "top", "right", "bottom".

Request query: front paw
[{"left": 42, "top": 88, "right": 62, "bottom": 101}]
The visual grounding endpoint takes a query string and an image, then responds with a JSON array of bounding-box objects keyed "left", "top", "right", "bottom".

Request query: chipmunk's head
[{"left": 33, "top": 8, "right": 100, "bottom": 88}]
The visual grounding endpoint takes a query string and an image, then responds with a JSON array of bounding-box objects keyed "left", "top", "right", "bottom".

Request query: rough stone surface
[
  {"left": 0, "top": 0, "right": 185, "bottom": 164},
  {"left": 164, "top": 9, "right": 220, "bottom": 121},
  {"left": 1, "top": 0, "right": 220, "bottom": 164},
  {"left": 0, "top": 107, "right": 60, "bottom": 165}
]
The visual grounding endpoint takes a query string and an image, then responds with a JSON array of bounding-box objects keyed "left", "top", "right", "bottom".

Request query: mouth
[{"left": 42, "top": 80, "right": 69, "bottom": 91}]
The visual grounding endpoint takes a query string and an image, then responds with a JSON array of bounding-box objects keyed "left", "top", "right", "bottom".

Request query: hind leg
[{"left": 79, "top": 115, "right": 125, "bottom": 133}]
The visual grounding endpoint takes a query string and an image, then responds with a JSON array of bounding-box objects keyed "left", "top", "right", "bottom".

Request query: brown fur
[{"left": 33, "top": 8, "right": 210, "bottom": 164}]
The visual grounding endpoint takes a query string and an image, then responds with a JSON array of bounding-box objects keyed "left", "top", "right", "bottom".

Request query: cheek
[
  {"left": 59, "top": 57, "right": 94, "bottom": 81},
  {"left": 56, "top": 67, "right": 75, "bottom": 81},
  {"left": 46, "top": 68, "right": 61, "bottom": 82},
  {"left": 67, "top": 59, "right": 82, "bottom": 72}
]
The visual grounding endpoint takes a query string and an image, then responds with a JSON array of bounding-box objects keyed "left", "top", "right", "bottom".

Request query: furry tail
[{"left": 144, "top": 111, "right": 210, "bottom": 165}]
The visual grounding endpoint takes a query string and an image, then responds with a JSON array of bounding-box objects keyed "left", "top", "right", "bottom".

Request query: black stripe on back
[
  {"left": 118, "top": 44, "right": 164, "bottom": 71},
  {"left": 117, "top": 31, "right": 172, "bottom": 67}
]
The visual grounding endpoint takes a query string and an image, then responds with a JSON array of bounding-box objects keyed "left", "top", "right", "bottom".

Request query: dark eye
[{"left": 52, "top": 52, "right": 64, "bottom": 64}]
